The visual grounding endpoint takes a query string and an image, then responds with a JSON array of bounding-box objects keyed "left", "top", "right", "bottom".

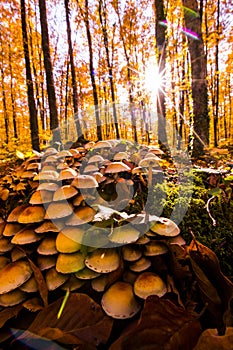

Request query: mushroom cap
[
  {"left": 57, "top": 150, "right": 73, "bottom": 158},
  {"left": 56, "top": 252, "right": 85, "bottom": 274},
  {"left": 0, "top": 260, "right": 32, "bottom": 294},
  {"left": 75, "top": 267, "right": 100, "bottom": 280},
  {"left": 61, "top": 275, "right": 85, "bottom": 291},
  {"left": 35, "top": 220, "right": 65, "bottom": 233},
  {"left": 91, "top": 274, "right": 109, "bottom": 292},
  {"left": 108, "top": 225, "right": 140, "bottom": 244},
  {"left": 11, "top": 228, "right": 43, "bottom": 245},
  {"left": 37, "top": 255, "right": 57, "bottom": 271},
  {"left": 45, "top": 267, "right": 68, "bottom": 291},
  {"left": 29, "top": 190, "right": 53, "bottom": 205},
  {"left": 66, "top": 206, "right": 96, "bottom": 226},
  {"left": 18, "top": 206, "right": 45, "bottom": 224},
  {"left": 37, "top": 236, "right": 57, "bottom": 255},
  {"left": 33, "top": 170, "right": 59, "bottom": 181},
  {"left": 0, "top": 256, "right": 10, "bottom": 269},
  {"left": 122, "top": 245, "right": 142, "bottom": 262},
  {"left": 26, "top": 162, "right": 41, "bottom": 171},
  {"left": 0, "top": 237, "right": 14, "bottom": 253},
  {"left": 72, "top": 174, "right": 98, "bottom": 188},
  {"left": 167, "top": 235, "right": 186, "bottom": 245},
  {"left": 101, "top": 281, "right": 141, "bottom": 319},
  {"left": 3, "top": 223, "right": 23, "bottom": 237},
  {"left": 134, "top": 272, "right": 167, "bottom": 299},
  {"left": 85, "top": 248, "right": 120, "bottom": 273},
  {"left": 105, "top": 162, "right": 131, "bottom": 174},
  {"left": 7, "top": 205, "right": 28, "bottom": 222},
  {"left": 94, "top": 140, "right": 111, "bottom": 149},
  {"left": 113, "top": 152, "right": 128, "bottom": 161},
  {"left": 139, "top": 157, "right": 160, "bottom": 167},
  {"left": 37, "top": 182, "right": 59, "bottom": 192},
  {"left": 144, "top": 241, "right": 168, "bottom": 256},
  {"left": 21, "top": 171, "right": 37, "bottom": 179},
  {"left": 87, "top": 155, "right": 105, "bottom": 163},
  {"left": 56, "top": 230, "right": 83, "bottom": 253},
  {"left": 129, "top": 256, "right": 151, "bottom": 272},
  {"left": 150, "top": 218, "right": 180, "bottom": 237},
  {"left": 44, "top": 155, "right": 58, "bottom": 163},
  {"left": 83, "top": 164, "right": 99, "bottom": 173},
  {"left": 20, "top": 276, "right": 38, "bottom": 293},
  {"left": 53, "top": 185, "right": 78, "bottom": 201},
  {"left": 45, "top": 201, "right": 73, "bottom": 220},
  {"left": 58, "top": 167, "right": 78, "bottom": 181},
  {"left": 72, "top": 194, "right": 85, "bottom": 206},
  {"left": 0, "top": 289, "right": 26, "bottom": 306}
]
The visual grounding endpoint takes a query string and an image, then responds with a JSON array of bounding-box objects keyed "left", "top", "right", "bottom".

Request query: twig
[{"left": 206, "top": 195, "right": 217, "bottom": 226}]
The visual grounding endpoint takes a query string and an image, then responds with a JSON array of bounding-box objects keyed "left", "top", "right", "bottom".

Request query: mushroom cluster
[{"left": 0, "top": 140, "right": 186, "bottom": 319}]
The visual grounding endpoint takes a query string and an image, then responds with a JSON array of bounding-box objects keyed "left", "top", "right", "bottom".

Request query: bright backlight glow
[{"left": 144, "top": 62, "right": 165, "bottom": 96}]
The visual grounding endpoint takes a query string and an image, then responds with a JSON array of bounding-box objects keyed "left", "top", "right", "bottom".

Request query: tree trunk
[
  {"left": 155, "top": 0, "right": 168, "bottom": 149},
  {"left": 64, "top": 0, "right": 82, "bottom": 138},
  {"left": 98, "top": 0, "right": 120, "bottom": 139},
  {"left": 20, "top": 0, "right": 40, "bottom": 151},
  {"left": 183, "top": 0, "right": 209, "bottom": 156},
  {"left": 213, "top": 0, "right": 220, "bottom": 147},
  {"left": 38, "top": 0, "right": 61, "bottom": 143}
]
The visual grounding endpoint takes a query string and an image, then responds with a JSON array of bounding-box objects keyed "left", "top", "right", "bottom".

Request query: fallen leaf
[
  {"left": 110, "top": 296, "right": 202, "bottom": 350},
  {"left": 193, "top": 327, "right": 233, "bottom": 350},
  {"left": 0, "top": 304, "right": 23, "bottom": 328},
  {"left": 27, "top": 257, "right": 48, "bottom": 307}
]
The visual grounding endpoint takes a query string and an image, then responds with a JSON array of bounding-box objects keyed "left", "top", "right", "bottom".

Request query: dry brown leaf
[
  {"left": 110, "top": 296, "right": 202, "bottom": 350},
  {"left": 27, "top": 256, "right": 48, "bottom": 307},
  {"left": 0, "top": 304, "right": 22, "bottom": 328},
  {"left": 193, "top": 327, "right": 233, "bottom": 350},
  {"left": 25, "top": 293, "right": 113, "bottom": 347}
]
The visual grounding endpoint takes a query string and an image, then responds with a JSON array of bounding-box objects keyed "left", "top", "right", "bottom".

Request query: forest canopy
[{"left": 0, "top": 0, "right": 232, "bottom": 155}]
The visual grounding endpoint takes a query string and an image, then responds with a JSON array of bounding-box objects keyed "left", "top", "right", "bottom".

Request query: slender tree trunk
[
  {"left": 64, "top": 0, "right": 82, "bottom": 138},
  {"left": 83, "top": 0, "right": 102, "bottom": 140},
  {"left": 183, "top": 0, "right": 209, "bottom": 156},
  {"left": 8, "top": 44, "right": 18, "bottom": 139},
  {"left": 38, "top": 0, "right": 61, "bottom": 143},
  {"left": 20, "top": 0, "right": 40, "bottom": 151},
  {"left": 213, "top": 0, "right": 220, "bottom": 147},
  {"left": 155, "top": 0, "right": 168, "bottom": 148},
  {"left": 98, "top": 0, "right": 119, "bottom": 139}
]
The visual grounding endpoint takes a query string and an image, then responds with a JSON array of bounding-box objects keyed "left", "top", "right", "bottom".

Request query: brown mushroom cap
[
  {"left": 53, "top": 185, "right": 78, "bottom": 201},
  {"left": 105, "top": 162, "right": 131, "bottom": 174},
  {"left": 35, "top": 220, "right": 65, "bottom": 233},
  {"left": 0, "top": 256, "right": 10, "bottom": 270},
  {"left": 122, "top": 245, "right": 142, "bottom": 262},
  {"left": 113, "top": 152, "right": 128, "bottom": 161},
  {"left": 3, "top": 223, "right": 24, "bottom": 237},
  {"left": 72, "top": 174, "right": 98, "bottom": 189},
  {"left": 75, "top": 267, "right": 100, "bottom": 280},
  {"left": 0, "top": 260, "right": 32, "bottom": 294},
  {"left": 101, "top": 281, "right": 141, "bottom": 319},
  {"left": 37, "top": 236, "right": 57, "bottom": 255},
  {"left": 129, "top": 256, "right": 151, "bottom": 272},
  {"left": 45, "top": 201, "right": 73, "bottom": 220},
  {"left": 37, "top": 182, "right": 59, "bottom": 192},
  {"left": 58, "top": 167, "right": 78, "bottom": 181},
  {"left": 18, "top": 206, "right": 45, "bottom": 224},
  {"left": 83, "top": 164, "right": 99, "bottom": 173},
  {"left": 144, "top": 241, "right": 169, "bottom": 256},
  {"left": 11, "top": 228, "right": 44, "bottom": 245},
  {"left": 56, "top": 252, "right": 85, "bottom": 274},
  {"left": 85, "top": 248, "right": 120, "bottom": 273},
  {"left": 91, "top": 274, "right": 109, "bottom": 292},
  {"left": 61, "top": 275, "right": 85, "bottom": 291},
  {"left": 37, "top": 255, "right": 57, "bottom": 271},
  {"left": 150, "top": 218, "right": 180, "bottom": 237},
  {"left": 0, "top": 237, "right": 14, "bottom": 253},
  {"left": 7, "top": 205, "right": 28, "bottom": 222},
  {"left": 0, "top": 289, "right": 26, "bottom": 306},
  {"left": 45, "top": 267, "right": 69, "bottom": 291},
  {"left": 29, "top": 190, "right": 53, "bottom": 205},
  {"left": 138, "top": 157, "right": 160, "bottom": 167},
  {"left": 134, "top": 272, "right": 167, "bottom": 299},
  {"left": 94, "top": 140, "right": 111, "bottom": 149},
  {"left": 56, "top": 230, "right": 83, "bottom": 253},
  {"left": 108, "top": 225, "right": 140, "bottom": 244},
  {"left": 33, "top": 170, "right": 59, "bottom": 181},
  {"left": 20, "top": 276, "right": 38, "bottom": 293},
  {"left": 66, "top": 206, "right": 96, "bottom": 226}
]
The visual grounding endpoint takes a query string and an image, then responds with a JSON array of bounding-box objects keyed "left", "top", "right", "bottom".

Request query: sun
[{"left": 143, "top": 60, "right": 166, "bottom": 97}]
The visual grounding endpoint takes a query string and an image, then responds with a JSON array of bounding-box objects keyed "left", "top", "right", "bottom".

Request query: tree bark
[
  {"left": 38, "top": 0, "right": 61, "bottom": 143},
  {"left": 64, "top": 0, "right": 82, "bottom": 138},
  {"left": 183, "top": 0, "right": 209, "bottom": 156},
  {"left": 20, "top": 0, "right": 40, "bottom": 151},
  {"left": 155, "top": 0, "right": 168, "bottom": 149}
]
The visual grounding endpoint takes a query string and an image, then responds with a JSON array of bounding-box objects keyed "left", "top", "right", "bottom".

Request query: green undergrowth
[{"left": 151, "top": 171, "right": 233, "bottom": 279}]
